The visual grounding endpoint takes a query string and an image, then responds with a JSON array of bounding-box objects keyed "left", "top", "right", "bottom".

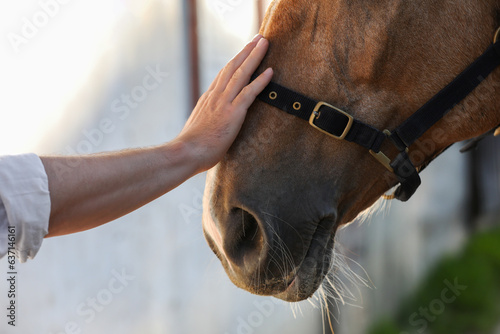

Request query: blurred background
[{"left": 0, "top": 1, "right": 499, "bottom": 333}]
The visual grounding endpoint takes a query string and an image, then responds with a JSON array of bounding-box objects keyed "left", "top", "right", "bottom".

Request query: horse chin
[{"left": 273, "top": 219, "right": 336, "bottom": 302}]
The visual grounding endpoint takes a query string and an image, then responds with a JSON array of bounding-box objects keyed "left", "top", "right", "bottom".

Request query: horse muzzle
[{"left": 202, "top": 169, "right": 337, "bottom": 302}]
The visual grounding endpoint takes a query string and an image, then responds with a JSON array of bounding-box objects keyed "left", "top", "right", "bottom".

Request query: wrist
[{"left": 164, "top": 137, "right": 204, "bottom": 177}]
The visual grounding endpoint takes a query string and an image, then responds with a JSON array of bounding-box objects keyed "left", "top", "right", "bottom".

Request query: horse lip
[{"left": 273, "top": 217, "right": 336, "bottom": 302}]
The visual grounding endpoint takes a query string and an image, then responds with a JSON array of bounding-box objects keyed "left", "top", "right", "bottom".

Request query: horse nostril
[{"left": 224, "top": 208, "right": 265, "bottom": 270}]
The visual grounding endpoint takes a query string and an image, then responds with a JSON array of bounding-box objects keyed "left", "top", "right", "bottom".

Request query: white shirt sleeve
[{"left": 0, "top": 154, "right": 50, "bottom": 263}]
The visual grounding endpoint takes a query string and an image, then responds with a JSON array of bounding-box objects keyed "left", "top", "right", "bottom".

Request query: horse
[{"left": 202, "top": 0, "right": 500, "bottom": 304}]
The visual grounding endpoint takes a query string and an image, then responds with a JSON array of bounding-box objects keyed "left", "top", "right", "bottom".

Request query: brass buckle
[
  {"left": 369, "top": 150, "right": 394, "bottom": 173},
  {"left": 368, "top": 130, "right": 402, "bottom": 173},
  {"left": 495, "top": 27, "right": 500, "bottom": 44},
  {"left": 309, "top": 102, "right": 354, "bottom": 140}
]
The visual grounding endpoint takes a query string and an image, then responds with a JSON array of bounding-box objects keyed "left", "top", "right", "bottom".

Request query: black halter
[{"left": 254, "top": 28, "right": 500, "bottom": 202}]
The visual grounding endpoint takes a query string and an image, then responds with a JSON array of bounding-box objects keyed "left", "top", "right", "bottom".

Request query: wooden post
[{"left": 187, "top": 0, "right": 200, "bottom": 111}]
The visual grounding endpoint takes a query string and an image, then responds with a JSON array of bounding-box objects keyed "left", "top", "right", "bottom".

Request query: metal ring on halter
[{"left": 494, "top": 27, "right": 500, "bottom": 44}]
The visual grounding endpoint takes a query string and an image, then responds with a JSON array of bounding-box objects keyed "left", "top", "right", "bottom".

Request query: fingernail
[
  {"left": 252, "top": 34, "right": 262, "bottom": 42},
  {"left": 256, "top": 37, "right": 267, "bottom": 48}
]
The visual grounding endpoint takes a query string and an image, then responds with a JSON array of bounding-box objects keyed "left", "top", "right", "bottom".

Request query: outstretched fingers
[
  {"left": 225, "top": 37, "right": 270, "bottom": 101},
  {"left": 177, "top": 34, "right": 273, "bottom": 173},
  {"left": 232, "top": 68, "right": 273, "bottom": 113},
  {"left": 205, "top": 35, "right": 261, "bottom": 94}
]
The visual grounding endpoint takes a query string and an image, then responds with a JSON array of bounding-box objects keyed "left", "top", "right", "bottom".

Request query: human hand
[{"left": 176, "top": 35, "right": 273, "bottom": 173}]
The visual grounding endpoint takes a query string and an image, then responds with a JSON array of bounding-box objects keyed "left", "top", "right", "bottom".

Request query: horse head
[{"left": 203, "top": 0, "right": 500, "bottom": 302}]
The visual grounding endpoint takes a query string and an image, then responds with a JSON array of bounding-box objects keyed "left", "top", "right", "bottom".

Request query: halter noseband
[{"left": 254, "top": 27, "right": 500, "bottom": 202}]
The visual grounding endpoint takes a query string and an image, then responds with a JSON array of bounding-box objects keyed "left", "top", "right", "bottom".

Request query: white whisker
[{"left": 307, "top": 234, "right": 376, "bottom": 332}]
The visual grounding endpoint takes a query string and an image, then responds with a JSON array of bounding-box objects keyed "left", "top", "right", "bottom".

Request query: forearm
[{"left": 41, "top": 140, "right": 196, "bottom": 237}]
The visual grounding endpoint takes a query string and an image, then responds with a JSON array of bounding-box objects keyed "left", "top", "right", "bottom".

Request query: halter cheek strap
[{"left": 253, "top": 27, "right": 500, "bottom": 202}]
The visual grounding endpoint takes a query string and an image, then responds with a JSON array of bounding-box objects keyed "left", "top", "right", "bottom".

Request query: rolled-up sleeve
[{"left": 0, "top": 154, "right": 50, "bottom": 263}]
